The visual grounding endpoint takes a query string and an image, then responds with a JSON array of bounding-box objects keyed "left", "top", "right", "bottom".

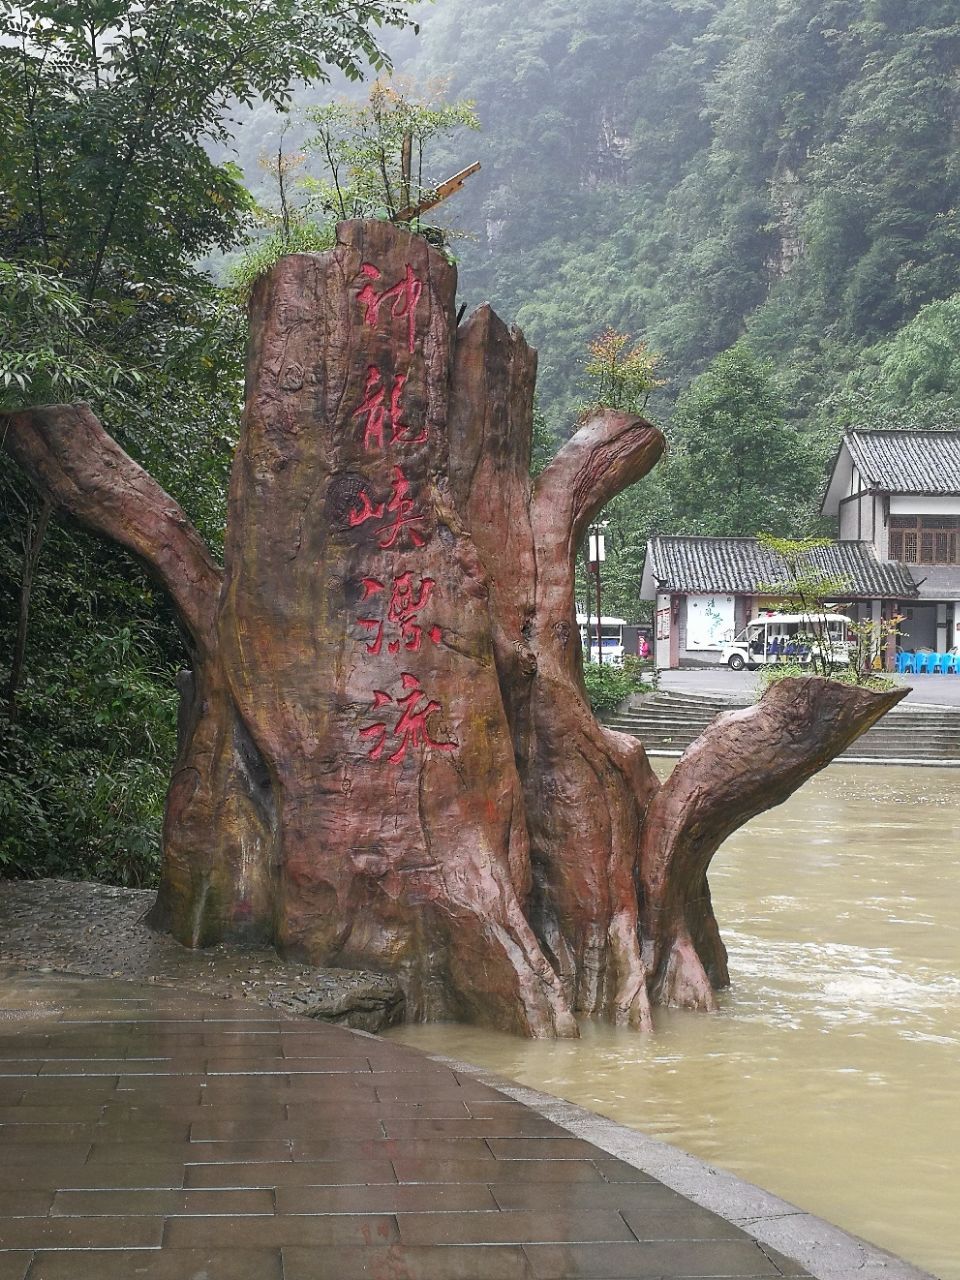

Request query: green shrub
[{"left": 582, "top": 656, "right": 654, "bottom": 714}]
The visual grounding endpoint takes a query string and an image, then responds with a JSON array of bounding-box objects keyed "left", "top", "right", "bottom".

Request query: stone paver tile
[
  {"left": 184, "top": 1159, "right": 396, "bottom": 1189},
  {"left": 392, "top": 1158, "right": 607, "bottom": 1184},
  {"left": 293, "top": 1137, "right": 495, "bottom": 1162},
  {"left": 188, "top": 1116, "right": 383, "bottom": 1142},
  {"left": 398, "top": 1209, "right": 635, "bottom": 1246},
  {"left": 0, "top": 1253, "right": 32, "bottom": 1280},
  {"left": 0, "top": 1123, "right": 97, "bottom": 1143},
  {"left": 164, "top": 1212, "right": 398, "bottom": 1247},
  {"left": 15, "top": 1083, "right": 123, "bottom": 1106},
  {"left": 198, "top": 1079, "right": 378, "bottom": 1103},
  {"left": 0, "top": 1144, "right": 90, "bottom": 1167},
  {"left": 85, "top": 1139, "right": 293, "bottom": 1165},
  {"left": 25, "top": 1249, "right": 283, "bottom": 1280},
  {"left": 103, "top": 1103, "right": 286, "bottom": 1124},
  {"left": 366, "top": 1058, "right": 462, "bottom": 1075},
  {"left": 490, "top": 1183, "right": 704, "bottom": 1213},
  {"left": 0, "top": 1215, "right": 165, "bottom": 1248},
  {"left": 205, "top": 1055, "right": 371, "bottom": 1074},
  {"left": 37, "top": 1059, "right": 180, "bottom": 1076},
  {"left": 50, "top": 1188, "right": 275, "bottom": 1216},
  {"left": 113, "top": 1080, "right": 206, "bottom": 1099},
  {"left": 47, "top": 1164, "right": 188, "bottom": 1191},
  {"left": 282, "top": 1244, "right": 532, "bottom": 1280},
  {"left": 285, "top": 1099, "right": 471, "bottom": 1120},
  {"left": 522, "top": 1239, "right": 784, "bottom": 1278},
  {"left": 0, "top": 1106, "right": 105, "bottom": 1123},
  {"left": 486, "top": 1136, "right": 606, "bottom": 1160},
  {"left": 382, "top": 1116, "right": 566, "bottom": 1139},
  {"left": 275, "top": 1183, "right": 498, "bottom": 1215},
  {"left": 0, "top": 1191, "right": 53, "bottom": 1215},
  {"left": 594, "top": 1158, "right": 658, "bottom": 1183},
  {"left": 621, "top": 1200, "right": 753, "bottom": 1241}
]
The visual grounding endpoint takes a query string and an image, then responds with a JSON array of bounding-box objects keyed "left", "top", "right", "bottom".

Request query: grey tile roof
[
  {"left": 844, "top": 430, "right": 960, "bottom": 494},
  {"left": 645, "top": 536, "right": 918, "bottom": 598}
]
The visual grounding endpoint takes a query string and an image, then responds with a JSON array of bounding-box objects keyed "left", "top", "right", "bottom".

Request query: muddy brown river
[{"left": 389, "top": 763, "right": 959, "bottom": 1279}]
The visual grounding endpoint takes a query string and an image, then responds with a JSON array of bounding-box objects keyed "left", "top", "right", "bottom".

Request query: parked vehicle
[
  {"left": 720, "top": 613, "right": 852, "bottom": 671},
  {"left": 577, "top": 613, "right": 627, "bottom": 665}
]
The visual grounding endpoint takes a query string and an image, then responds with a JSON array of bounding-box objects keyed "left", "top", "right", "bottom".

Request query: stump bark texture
[{"left": 2, "top": 221, "right": 906, "bottom": 1037}]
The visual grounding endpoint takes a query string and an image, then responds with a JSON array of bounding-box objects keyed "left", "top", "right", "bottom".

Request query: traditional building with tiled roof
[{"left": 641, "top": 429, "right": 960, "bottom": 669}]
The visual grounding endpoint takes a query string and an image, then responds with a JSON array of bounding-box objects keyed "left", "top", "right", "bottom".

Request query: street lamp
[{"left": 587, "top": 521, "right": 608, "bottom": 665}]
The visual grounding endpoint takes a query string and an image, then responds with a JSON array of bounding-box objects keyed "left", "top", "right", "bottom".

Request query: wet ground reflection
[{"left": 389, "top": 764, "right": 959, "bottom": 1279}]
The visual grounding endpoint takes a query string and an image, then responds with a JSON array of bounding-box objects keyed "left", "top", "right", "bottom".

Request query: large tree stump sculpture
[{"left": 2, "top": 221, "right": 906, "bottom": 1036}]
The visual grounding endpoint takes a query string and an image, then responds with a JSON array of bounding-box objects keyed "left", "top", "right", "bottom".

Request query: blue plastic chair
[
  {"left": 918, "top": 652, "right": 937, "bottom": 674},
  {"left": 945, "top": 653, "right": 960, "bottom": 674},
  {"left": 897, "top": 651, "right": 916, "bottom": 674}
]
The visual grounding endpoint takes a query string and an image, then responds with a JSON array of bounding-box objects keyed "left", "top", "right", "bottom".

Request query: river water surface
[{"left": 388, "top": 763, "right": 959, "bottom": 1279}]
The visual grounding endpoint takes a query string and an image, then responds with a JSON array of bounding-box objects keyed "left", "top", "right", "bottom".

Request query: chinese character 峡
[
  {"left": 347, "top": 466, "right": 428, "bottom": 550},
  {"left": 358, "top": 674, "right": 457, "bottom": 764},
  {"left": 357, "top": 263, "right": 423, "bottom": 354}
]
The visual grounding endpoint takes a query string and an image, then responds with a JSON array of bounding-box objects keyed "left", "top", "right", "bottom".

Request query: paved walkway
[
  {"left": 0, "top": 969, "right": 806, "bottom": 1280},
  {"left": 659, "top": 668, "right": 960, "bottom": 707}
]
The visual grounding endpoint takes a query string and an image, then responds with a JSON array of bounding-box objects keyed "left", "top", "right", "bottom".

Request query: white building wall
[{"left": 888, "top": 495, "right": 960, "bottom": 516}]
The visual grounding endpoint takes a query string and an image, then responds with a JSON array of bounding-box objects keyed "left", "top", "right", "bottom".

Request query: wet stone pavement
[
  {"left": 0, "top": 969, "right": 810, "bottom": 1280},
  {"left": 0, "top": 880, "right": 403, "bottom": 1030}
]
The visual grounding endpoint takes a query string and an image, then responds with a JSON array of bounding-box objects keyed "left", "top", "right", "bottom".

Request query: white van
[
  {"left": 577, "top": 613, "right": 627, "bottom": 665},
  {"left": 720, "top": 613, "right": 852, "bottom": 670}
]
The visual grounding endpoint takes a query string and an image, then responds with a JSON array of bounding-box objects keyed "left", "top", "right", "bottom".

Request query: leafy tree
[
  {"left": 0, "top": 0, "right": 415, "bottom": 882},
  {"left": 581, "top": 327, "right": 662, "bottom": 415},
  {"left": 662, "top": 344, "right": 817, "bottom": 537}
]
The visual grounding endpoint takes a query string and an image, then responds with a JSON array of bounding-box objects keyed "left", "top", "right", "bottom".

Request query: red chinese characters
[
  {"left": 357, "top": 263, "right": 423, "bottom": 354},
  {"left": 352, "top": 366, "right": 426, "bottom": 452},
  {"left": 359, "top": 673, "right": 457, "bottom": 764},
  {"left": 347, "top": 466, "right": 428, "bottom": 550},
  {"left": 350, "top": 257, "right": 456, "bottom": 766},
  {"left": 356, "top": 572, "right": 441, "bottom": 655}
]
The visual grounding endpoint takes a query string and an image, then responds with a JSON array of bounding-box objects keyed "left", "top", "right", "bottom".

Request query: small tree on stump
[{"left": 2, "top": 222, "right": 906, "bottom": 1036}]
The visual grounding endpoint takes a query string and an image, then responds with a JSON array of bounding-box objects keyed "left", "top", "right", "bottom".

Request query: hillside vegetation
[{"left": 3, "top": 0, "right": 959, "bottom": 880}]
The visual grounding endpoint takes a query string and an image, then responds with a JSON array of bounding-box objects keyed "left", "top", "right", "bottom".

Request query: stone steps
[{"left": 603, "top": 691, "right": 960, "bottom": 764}]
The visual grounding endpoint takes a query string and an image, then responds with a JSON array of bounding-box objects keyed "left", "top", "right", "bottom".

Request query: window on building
[{"left": 889, "top": 516, "right": 959, "bottom": 564}]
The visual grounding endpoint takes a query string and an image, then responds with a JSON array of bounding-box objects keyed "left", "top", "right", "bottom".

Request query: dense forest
[{"left": 3, "top": 0, "right": 960, "bottom": 883}]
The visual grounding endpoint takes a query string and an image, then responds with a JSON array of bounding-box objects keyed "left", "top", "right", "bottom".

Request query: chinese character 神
[
  {"left": 351, "top": 365, "right": 426, "bottom": 452},
  {"left": 359, "top": 674, "right": 457, "bottom": 765},
  {"left": 357, "top": 263, "right": 423, "bottom": 354},
  {"left": 347, "top": 466, "right": 428, "bottom": 550}
]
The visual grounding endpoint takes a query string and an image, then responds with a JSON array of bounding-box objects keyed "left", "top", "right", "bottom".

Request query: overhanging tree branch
[{"left": 2, "top": 404, "right": 222, "bottom": 661}]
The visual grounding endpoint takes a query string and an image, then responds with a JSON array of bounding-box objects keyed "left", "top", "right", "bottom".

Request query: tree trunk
[{"left": 1, "top": 221, "right": 905, "bottom": 1037}]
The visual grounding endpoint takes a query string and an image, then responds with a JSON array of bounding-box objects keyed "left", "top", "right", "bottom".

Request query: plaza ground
[{"left": 658, "top": 666, "right": 960, "bottom": 707}]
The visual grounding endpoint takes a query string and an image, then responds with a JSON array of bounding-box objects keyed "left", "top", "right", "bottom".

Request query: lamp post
[{"left": 588, "top": 521, "right": 608, "bottom": 665}]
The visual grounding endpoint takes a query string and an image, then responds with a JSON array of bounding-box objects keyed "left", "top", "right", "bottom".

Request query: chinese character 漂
[{"left": 356, "top": 572, "right": 441, "bottom": 656}]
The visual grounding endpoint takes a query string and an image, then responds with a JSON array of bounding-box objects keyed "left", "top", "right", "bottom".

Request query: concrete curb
[
  {"left": 425, "top": 1053, "right": 938, "bottom": 1280},
  {"left": 643, "top": 748, "right": 960, "bottom": 766}
]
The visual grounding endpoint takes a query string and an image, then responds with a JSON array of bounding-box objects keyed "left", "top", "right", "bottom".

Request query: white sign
[{"left": 687, "top": 594, "right": 735, "bottom": 650}]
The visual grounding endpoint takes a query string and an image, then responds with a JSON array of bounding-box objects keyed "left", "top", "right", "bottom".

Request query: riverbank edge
[{"left": 425, "top": 1052, "right": 938, "bottom": 1280}]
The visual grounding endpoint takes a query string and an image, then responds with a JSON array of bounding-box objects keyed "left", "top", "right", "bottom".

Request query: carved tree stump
[{"left": 2, "top": 221, "right": 906, "bottom": 1037}]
